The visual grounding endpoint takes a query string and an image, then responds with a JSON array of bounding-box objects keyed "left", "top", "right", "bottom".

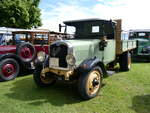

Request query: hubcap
[
  {"left": 87, "top": 70, "right": 100, "bottom": 95},
  {"left": 93, "top": 78, "right": 99, "bottom": 87},
  {"left": 2, "top": 63, "right": 16, "bottom": 77},
  {"left": 20, "top": 46, "right": 33, "bottom": 59}
]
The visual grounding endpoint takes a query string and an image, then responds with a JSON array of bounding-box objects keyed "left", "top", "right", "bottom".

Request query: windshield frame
[{"left": 0, "top": 33, "right": 13, "bottom": 45}]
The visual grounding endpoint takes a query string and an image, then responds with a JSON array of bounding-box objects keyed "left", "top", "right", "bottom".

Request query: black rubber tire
[
  {"left": 78, "top": 66, "right": 103, "bottom": 100},
  {"left": 146, "top": 56, "right": 150, "bottom": 62},
  {"left": 119, "top": 51, "right": 131, "bottom": 71},
  {"left": 16, "top": 42, "right": 36, "bottom": 63},
  {"left": 33, "top": 66, "right": 56, "bottom": 87},
  {"left": 0, "top": 58, "right": 19, "bottom": 81}
]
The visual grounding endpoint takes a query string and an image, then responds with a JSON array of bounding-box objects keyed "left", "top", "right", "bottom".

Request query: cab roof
[
  {"left": 12, "top": 29, "right": 50, "bottom": 34},
  {"left": 63, "top": 18, "right": 114, "bottom": 26},
  {"left": 130, "top": 29, "right": 150, "bottom": 32}
]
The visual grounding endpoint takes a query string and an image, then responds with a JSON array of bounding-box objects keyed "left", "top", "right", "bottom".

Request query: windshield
[
  {"left": 129, "top": 32, "right": 150, "bottom": 39},
  {"left": 0, "top": 34, "right": 3, "bottom": 39},
  {"left": 0, "top": 33, "right": 13, "bottom": 45}
]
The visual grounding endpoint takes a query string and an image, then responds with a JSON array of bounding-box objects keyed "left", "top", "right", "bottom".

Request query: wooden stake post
[{"left": 114, "top": 19, "right": 122, "bottom": 55}]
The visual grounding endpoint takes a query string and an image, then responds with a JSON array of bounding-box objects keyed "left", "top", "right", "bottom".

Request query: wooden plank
[{"left": 114, "top": 19, "right": 122, "bottom": 54}]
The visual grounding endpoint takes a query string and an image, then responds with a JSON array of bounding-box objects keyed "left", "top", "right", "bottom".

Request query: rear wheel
[
  {"left": 33, "top": 66, "right": 56, "bottom": 87},
  {"left": 147, "top": 56, "right": 150, "bottom": 62},
  {"left": 119, "top": 51, "right": 131, "bottom": 71},
  {"left": 78, "top": 66, "right": 103, "bottom": 100},
  {"left": 0, "top": 58, "right": 19, "bottom": 81}
]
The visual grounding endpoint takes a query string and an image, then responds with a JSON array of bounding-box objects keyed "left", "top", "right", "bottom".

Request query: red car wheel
[
  {"left": 17, "top": 42, "right": 36, "bottom": 63},
  {"left": 0, "top": 58, "right": 19, "bottom": 81}
]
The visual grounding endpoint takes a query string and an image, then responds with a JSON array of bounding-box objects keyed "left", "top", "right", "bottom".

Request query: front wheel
[
  {"left": 0, "top": 58, "right": 19, "bottom": 81},
  {"left": 33, "top": 66, "right": 56, "bottom": 87},
  {"left": 78, "top": 66, "right": 103, "bottom": 100}
]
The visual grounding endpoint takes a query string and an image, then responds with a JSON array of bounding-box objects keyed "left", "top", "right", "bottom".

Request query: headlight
[
  {"left": 66, "top": 54, "right": 76, "bottom": 66},
  {"left": 37, "top": 51, "right": 46, "bottom": 62}
]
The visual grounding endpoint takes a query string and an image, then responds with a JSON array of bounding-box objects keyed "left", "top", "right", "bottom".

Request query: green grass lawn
[{"left": 0, "top": 63, "right": 150, "bottom": 113}]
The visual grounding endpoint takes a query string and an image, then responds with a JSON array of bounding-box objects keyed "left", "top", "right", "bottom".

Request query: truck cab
[
  {"left": 129, "top": 29, "right": 150, "bottom": 60},
  {"left": 33, "top": 19, "right": 136, "bottom": 100},
  {"left": 62, "top": 19, "right": 116, "bottom": 64}
]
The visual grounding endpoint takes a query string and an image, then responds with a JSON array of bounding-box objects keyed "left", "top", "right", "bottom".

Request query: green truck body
[
  {"left": 34, "top": 19, "right": 136, "bottom": 100},
  {"left": 129, "top": 30, "right": 150, "bottom": 60}
]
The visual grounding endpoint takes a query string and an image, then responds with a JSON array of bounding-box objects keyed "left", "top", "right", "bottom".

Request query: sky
[{"left": 39, "top": 0, "right": 150, "bottom": 32}]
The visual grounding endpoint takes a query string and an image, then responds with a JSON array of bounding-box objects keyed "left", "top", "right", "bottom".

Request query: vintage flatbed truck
[
  {"left": 129, "top": 29, "right": 150, "bottom": 60},
  {"left": 33, "top": 19, "right": 136, "bottom": 100}
]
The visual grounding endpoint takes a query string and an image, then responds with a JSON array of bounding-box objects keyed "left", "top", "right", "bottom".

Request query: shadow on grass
[
  {"left": 132, "top": 57, "right": 150, "bottom": 63},
  {"left": 107, "top": 67, "right": 127, "bottom": 75},
  {"left": 0, "top": 70, "right": 33, "bottom": 82},
  {"left": 18, "top": 69, "right": 33, "bottom": 77},
  {"left": 132, "top": 95, "right": 150, "bottom": 113},
  {"left": 5, "top": 77, "right": 83, "bottom": 106}
]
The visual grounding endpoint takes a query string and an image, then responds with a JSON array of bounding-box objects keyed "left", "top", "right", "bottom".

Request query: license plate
[{"left": 49, "top": 58, "right": 59, "bottom": 67}]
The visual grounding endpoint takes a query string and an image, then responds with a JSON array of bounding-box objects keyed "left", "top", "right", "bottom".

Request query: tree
[{"left": 0, "top": 0, "right": 42, "bottom": 28}]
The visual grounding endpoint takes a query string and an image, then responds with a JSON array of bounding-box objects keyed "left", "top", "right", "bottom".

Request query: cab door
[{"left": 102, "top": 39, "right": 116, "bottom": 64}]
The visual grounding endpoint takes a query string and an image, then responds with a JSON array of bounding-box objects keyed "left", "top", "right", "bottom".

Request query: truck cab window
[
  {"left": 138, "top": 32, "right": 146, "bottom": 37},
  {"left": 92, "top": 26, "right": 100, "bottom": 33}
]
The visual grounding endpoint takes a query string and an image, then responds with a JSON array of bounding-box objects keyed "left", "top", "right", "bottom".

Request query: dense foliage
[{"left": 0, "top": 0, "right": 42, "bottom": 28}]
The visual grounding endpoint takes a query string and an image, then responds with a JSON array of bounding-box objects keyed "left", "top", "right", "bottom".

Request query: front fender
[
  {"left": 78, "top": 57, "right": 107, "bottom": 75},
  {"left": 0, "top": 53, "right": 21, "bottom": 61},
  {"left": 43, "top": 55, "right": 49, "bottom": 68}
]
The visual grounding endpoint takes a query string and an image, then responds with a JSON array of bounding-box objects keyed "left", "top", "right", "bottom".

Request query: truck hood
[
  {"left": 134, "top": 38, "right": 150, "bottom": 54},
  {"left": 136, "top": 38, "right": 150, "bottom": 47},
  {"left": 0, "top": 45, "right": 16, "bottom": 54},
  {"left": 135, "top": 38, "right": 149, "bottom": 42},
  {"left": 55, "top": 39, "right": 99, "bottom": 65},
  {"left": 64, "top": 39, "right": 97, "bottom": 47}
]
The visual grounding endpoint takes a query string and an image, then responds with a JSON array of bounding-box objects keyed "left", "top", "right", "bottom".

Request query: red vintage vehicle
[{"left": 0, "top": 29, "right": 64, "bottom": 81}]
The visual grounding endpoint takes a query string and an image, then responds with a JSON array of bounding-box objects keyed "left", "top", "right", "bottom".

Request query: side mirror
[
  {"left": 59, "top": 24, "right": 61, "bottom": 32},
  {"left": 59, "top": 24, "right": 67, "bottom": 33}
]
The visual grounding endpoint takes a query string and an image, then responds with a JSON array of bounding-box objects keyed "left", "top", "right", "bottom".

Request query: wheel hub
[
  {"left": 20, "top": 47, "right": 32, "bottom": 59},
  {"left": 2, "top": 64, "right": 16, "bottom": 77},
  {"left": 87, "top": 70, "right": 101, "bottom": 95},
  {"left": 92, "top": 78, "right": 99, "bottom": 87}
]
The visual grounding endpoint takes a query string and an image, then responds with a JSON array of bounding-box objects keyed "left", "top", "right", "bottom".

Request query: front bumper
[{"left": 41, "top": 67, "right": 74, "bottom": 81}]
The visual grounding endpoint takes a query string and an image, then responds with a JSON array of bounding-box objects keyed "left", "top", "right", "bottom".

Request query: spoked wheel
[
  {"left": 0, "top": 58, "right": 19, "bottom": 81},
  {"left": 17, "top": 42, "right": 36, "bottom": 63},
  {"left": 33, "top": 66, "right": 56, "bottom": 87},
  {"left": 78, "top": 66, "right": 103, "bottom": 100}
]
